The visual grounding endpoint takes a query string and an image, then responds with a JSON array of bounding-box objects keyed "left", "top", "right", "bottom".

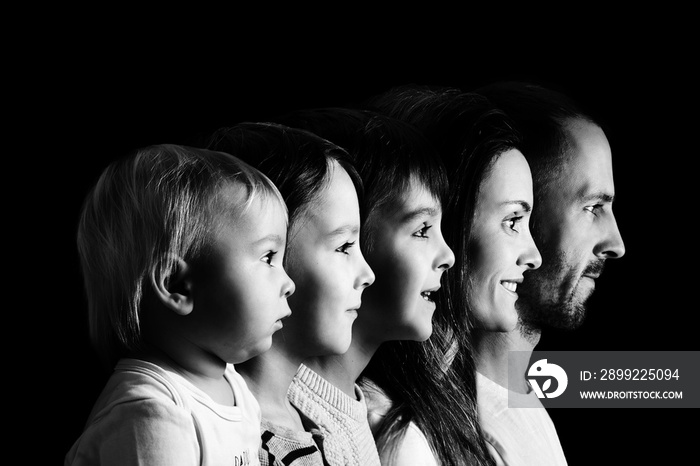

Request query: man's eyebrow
[
  {"left": 399, "top": 206, "right": 441, "bottom": 223},
  {"left": 579, "top": 192, "right": 615, "bottom": 204},
  {"left": 499, "top": 200, "right": 532, "bottom": 212}
]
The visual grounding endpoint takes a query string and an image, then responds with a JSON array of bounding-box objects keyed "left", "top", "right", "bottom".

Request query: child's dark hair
[
  {"left": 275, "top": 106, "right": 493, "bottom": 466},
  {"left": 206, "top": 122, "right": 362, "bottom": 244},
  {"left": 273, "top": 108, "right": 448, "bottom": 251}
]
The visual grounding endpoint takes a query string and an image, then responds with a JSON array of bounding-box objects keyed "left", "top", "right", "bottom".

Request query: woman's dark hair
[
  {"left": 365, "top": 85, "right": 526, "bottom": 466},
  {"left": 206, "top": 121, "right": 363, "bottom": 241},
  {"left": 475, "top": 80, "right": 598, "bottom": 201}
]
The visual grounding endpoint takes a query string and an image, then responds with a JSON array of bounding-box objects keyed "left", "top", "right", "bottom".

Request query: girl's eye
[
  {"left": 336, "top": 241, "right": 356, "bottom": 255},
  {"left": 413, "top": 223, "right": 432, "bottom": 238},
  {"left": 505, "top": 216, "right": 523, "bottom": 233},
  {"left": 262, "top": 251, "right": 278, "bottom": 266}
]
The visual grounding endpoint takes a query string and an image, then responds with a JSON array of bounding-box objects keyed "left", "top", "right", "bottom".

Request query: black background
[{"left": 21, "top": 23, "right": 695, "bottom": 465}]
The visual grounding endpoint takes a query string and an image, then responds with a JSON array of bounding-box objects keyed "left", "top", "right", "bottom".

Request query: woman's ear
[{"left": 151, "top": 256, "right": 194, "bottom": 316}]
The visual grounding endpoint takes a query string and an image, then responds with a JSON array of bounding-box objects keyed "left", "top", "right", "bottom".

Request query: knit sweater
[
  {"left": 287, "top": 364, "right": 381, "bottom": 466},
  {"left": 259, "top": 418, "right": 327, "bottom": 466}
]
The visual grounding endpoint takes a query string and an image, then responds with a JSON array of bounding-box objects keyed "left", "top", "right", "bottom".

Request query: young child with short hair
[{"left": 66, "top": 144, "right": 295, "bottom": 465}]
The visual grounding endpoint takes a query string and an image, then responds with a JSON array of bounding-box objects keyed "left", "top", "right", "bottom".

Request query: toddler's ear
[{"left": 151, "top": 256, "right": 194, "bottom": 316}]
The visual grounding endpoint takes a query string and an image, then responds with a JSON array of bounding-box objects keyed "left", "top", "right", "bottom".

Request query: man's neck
[{"left": 475, "top": 322, "right": 542, "bottom": 394}]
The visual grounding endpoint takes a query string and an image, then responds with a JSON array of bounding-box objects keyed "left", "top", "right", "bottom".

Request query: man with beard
[{"left": 472, "top": 81, "right": 625, "bottom": 465}]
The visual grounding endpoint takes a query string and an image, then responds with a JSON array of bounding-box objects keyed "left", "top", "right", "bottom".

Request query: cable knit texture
[{"left": 288, "top": 364, "right": 381, "bottom": 466}]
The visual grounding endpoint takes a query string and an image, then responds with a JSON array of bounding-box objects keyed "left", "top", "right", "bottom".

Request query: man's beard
[{"left": 516, "top": 249, "right": 605, "bottom": 332}]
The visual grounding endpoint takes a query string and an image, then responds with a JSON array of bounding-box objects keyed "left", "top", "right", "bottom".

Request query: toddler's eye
[
  {"left": 413, "top": 223, "right": 432, "bottom": 238},
  {"left": 262, "top": 251, "right": 278, "bottom": 266},
  {"left": 336, "top": 241, "right": 356, "bottom": 255}
]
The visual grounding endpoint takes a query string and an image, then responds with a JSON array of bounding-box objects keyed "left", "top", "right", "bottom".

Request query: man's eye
[{"left": 584, "top": 204, "right": 603, "bottom": 216}]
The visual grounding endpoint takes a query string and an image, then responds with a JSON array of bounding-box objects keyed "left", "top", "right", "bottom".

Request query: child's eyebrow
[
  {"left": 327, "top": 225, "right": 360, "bottom": 239},
  {"left": 400, "top": 206, "right": 441, "bottom": 224},
  {"left": 499, "top": 200, "right": 532, "bottom": 213},
  {"left": 253, "top": 234, "right": 285, "bottom": 246}
]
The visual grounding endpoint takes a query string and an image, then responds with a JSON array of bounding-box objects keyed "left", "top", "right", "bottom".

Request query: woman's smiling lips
[{"left": 500, "top": 278, "right": 523, "bottom": 296}]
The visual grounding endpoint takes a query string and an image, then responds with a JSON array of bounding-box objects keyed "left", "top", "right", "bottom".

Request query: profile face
[
  {"left": 517, "top": 119, "right": 626, "bottom": 329},
  {"left": 282, "top": 161, "right": 375, "bottom": 355},
  {"left": 188, "top": 188, "right": 295, "bottom": 364},
  {"left": 467, "top": 149, "right": 541, "bottom": 331},
  {"left": 360, "top": 179, "right": 455, "bottom": 342}
]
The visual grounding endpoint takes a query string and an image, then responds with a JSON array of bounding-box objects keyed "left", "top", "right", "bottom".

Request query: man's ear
[{"left": 151, "top": 256, "right": 194, "bottom": 316}]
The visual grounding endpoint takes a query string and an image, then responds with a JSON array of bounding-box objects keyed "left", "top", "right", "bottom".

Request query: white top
[
  {"left": 363, "top": 382, "right": 438, "bottom": 466},
  {"left": 65, "top": 358, "right": 262, "bottom": 465},
  {"left": 477, "top": 371, "right": 568, "bottom": 466}
]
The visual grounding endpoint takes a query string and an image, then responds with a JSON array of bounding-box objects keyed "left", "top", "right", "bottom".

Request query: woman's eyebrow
[{"left": 499, "top": 200, "right": 532, "bottom": 212}]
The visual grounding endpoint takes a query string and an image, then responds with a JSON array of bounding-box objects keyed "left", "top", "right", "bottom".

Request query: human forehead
[
  {"left": 385, "top": 178, "right": 442, "bottom": 223},
  {"left": 303, "top": 161, "right": 360, "bottom": 231},
  {"left": 558, "top": 119, "right": 615, "bottom": 200},
  {"left": 212, "top": 183, "right": 287, "bottom": 240},
  {"left": 477, "top": 149, "right": 533, "bottom": 208}
]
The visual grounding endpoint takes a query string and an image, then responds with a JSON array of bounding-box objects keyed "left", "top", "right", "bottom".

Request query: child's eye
[
  {"left": 336, "top": 241, "right": 356, "bottom": 255},
  {"left": 262, "top": 251, "right": 278, "bottom": 266},
  {"left": 504, "top": 216, "right": 523, "bottom": 233},
  {"left": 413, "top": 222, "right": 432, "bottom": 238}
]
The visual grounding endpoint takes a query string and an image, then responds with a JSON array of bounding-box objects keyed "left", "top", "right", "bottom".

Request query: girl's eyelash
[
  {"left": 413, "top": 222, "right": 433, "bottom": 238},
  {"left": 336, "top": 241, "right": 356, "bottom": 255}
]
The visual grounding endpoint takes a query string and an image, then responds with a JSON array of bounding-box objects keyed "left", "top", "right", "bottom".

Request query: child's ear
[{"left": 151, "top": 256, "right": 194, "bottom": 316}]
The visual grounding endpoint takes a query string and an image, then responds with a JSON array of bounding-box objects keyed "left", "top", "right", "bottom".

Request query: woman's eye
[
  {"left": 336, "top": 241, "right": 356, "bottom": 255},
  {"left": 505, "top": 216, "right": 523, "bottom": 233},
  {"left": 413, "top": 223, "right": 432, "bottom": 238},
  {"left": 262, "top": 251, "right": 278, "bottom": 265}
]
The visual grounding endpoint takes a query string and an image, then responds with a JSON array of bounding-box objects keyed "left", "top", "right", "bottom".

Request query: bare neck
[
  {"left": 475, "top": 323, "right": 541, "bottom": 394},
  {"left": 304, "top": 328, "right": 382, "bottom": 399},
  {"left": 236, "top": 341, "right": 305, "bottom": 430}
]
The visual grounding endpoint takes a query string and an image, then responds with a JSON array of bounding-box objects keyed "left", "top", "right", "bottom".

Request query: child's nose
[
  {"left": 282, "top": 273, "right": 295, "bottom": 298},
  {"left": 354, "top": 251, "right": 375, "bottom": 290}
]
